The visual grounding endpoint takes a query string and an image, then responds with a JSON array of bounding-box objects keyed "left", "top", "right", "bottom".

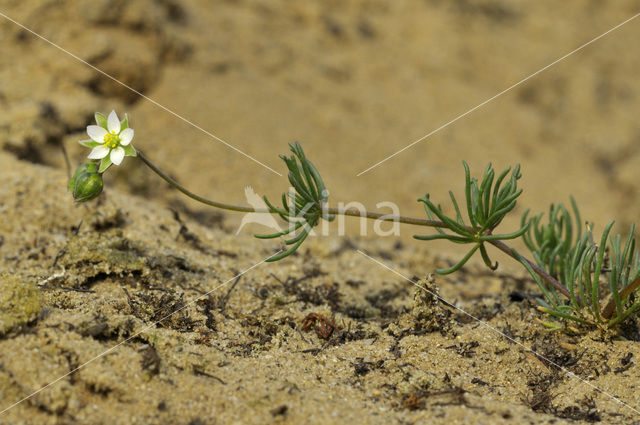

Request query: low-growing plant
[{"left": 69, "top": 111, "right": 640, "bottom": 330}]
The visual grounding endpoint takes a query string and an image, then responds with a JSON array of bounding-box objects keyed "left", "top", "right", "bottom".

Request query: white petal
[
  {"left": 110, "top": 147, "right": 125, "bottom": 165},
  {"left": 107, "top": 110, "right": 120, "bottom": 134},
  {"left": 87, "top": 125, "right": 108, "bottom": 143},
  {"left": 88, "top": 145, "right": 110, "bottom": 159},
  {"left": 119, "top": 128, "right": 134, "bottom": 145}
]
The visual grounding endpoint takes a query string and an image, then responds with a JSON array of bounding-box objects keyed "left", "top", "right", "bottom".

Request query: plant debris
[{"left": 301, "top": 313, "right": 339, "bottom": 339}]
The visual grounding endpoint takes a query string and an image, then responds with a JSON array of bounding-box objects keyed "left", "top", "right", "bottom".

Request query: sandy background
[{"left": 2, "top": 0, "right": 640, "bottom": 424}]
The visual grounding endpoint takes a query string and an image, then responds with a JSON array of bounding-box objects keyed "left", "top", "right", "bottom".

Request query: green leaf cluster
[
  {"left": 258, "top": 142, "right": 334, "bottom": 261},
  {"left": 523, "top": 209, "right": 640, "bottom": 328},
  {"left": 412, "top": 161, "right": 640, "bottom": 329},
  {"left": 521, "top": 198, "right": 582, "bottom": 280},
  {"left": 414, "top": 162, "right": 528, "bottom": 273}
]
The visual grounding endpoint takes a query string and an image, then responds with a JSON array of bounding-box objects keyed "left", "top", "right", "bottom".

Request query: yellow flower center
[{"left": 103, "top": 131, "right": 120, "bottom": 149}]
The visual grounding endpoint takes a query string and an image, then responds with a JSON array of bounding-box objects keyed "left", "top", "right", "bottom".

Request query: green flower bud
[{"left": 68, "top": 162, "right": 103, "bottom": 202}]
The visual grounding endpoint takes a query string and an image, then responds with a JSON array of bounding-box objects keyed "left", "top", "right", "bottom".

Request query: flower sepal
[{"left": 68, "top": 162, "right": 104, "bottom": 202}]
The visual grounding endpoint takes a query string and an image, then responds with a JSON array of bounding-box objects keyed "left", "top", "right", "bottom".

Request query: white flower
[{"left": 79, "top": 110, "right": 136, "bottom": 173}]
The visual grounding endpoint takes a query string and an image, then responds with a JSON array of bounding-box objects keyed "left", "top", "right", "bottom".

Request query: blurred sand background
[
  {"left": 2, "top": 1, "right": 640, "bottom": 424},
  {"left": 3, "top": 0, "right": 640, "bottom": 237}
]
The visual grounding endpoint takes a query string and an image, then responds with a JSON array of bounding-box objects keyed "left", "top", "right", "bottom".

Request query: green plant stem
[
  {"left": 138, "top": 151, "right": 571, "bottom": 300},
  {"left": 324, "top": 207, "right": 442, "bottom": 227},
  {"left": 327, "top": 208, "right": 572, "bottom": 298},
  {"left": 327, "top": 207, "right": 572, "bottom": 299},
  {"left": 601, "top": 274, "right": 640, "bottom": 319},
  {"left": 489, "top": 239, "right": 574, "bottom": 301},
  {"left": 137, "top": 151, "right": 256, "bottom": 213}
]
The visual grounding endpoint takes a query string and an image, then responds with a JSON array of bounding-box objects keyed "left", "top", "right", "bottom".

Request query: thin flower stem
[
  {"left": 137, "top": 150, "right": 256, "bottom": 213},
  {"left": 137, "top": 152, "right": 570, "bottom": 300}
]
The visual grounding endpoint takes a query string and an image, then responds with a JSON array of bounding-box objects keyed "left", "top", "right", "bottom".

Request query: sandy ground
[{"left": 2, "top": 0, "right": 640, "bottom": 424}]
